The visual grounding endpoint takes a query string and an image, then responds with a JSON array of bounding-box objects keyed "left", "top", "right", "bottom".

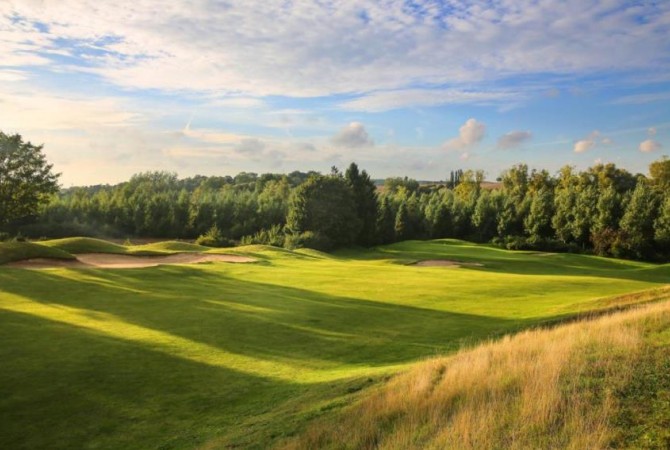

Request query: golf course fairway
[{"left": 1, "top": 238, "right": 669, "bottom": 448}]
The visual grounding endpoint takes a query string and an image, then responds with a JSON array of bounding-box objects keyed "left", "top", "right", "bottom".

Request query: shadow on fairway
[
  {"left": 0, "top": 306, "right": 307, "bottom": 450},
  {"left": 0, "top": 267, "right": 521, "bottom": 370}
]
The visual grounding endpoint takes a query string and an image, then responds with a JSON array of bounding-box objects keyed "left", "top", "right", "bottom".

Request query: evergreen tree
[
  {"left": 345, "top": 162, "right": 379, "bottom": 246},
  {"left": 376, "top": 196, "right": 396, "bottom": 244}
]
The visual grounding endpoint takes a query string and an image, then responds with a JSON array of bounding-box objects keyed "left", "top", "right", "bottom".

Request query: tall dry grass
[{"left": 280, "top": 299, "right": 670, "bottom": 450}]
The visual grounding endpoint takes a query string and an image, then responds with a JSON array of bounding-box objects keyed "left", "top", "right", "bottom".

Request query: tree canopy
[
  {"left": 285, "top": 174, "right": 361, "bottom": 249},
  {"left": 0, "top": 132, "right": 60, "bottom": 231}
]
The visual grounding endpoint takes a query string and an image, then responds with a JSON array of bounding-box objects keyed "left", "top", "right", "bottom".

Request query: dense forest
[{"left": 17, "top": 158, "right": 670, "bottom": 261}]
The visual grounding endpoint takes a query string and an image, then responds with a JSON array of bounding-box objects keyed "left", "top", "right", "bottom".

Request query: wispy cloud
[
  {"left": 612, "top": 92, "right": 670, "bottom": 105},
  {"left": 497, "top": 131, "right": 532, "bottom": 149},
  {"left": 3, "top": 1, "right": 669, "bottom": 99},
  {"left": 340, "top": 89, "right": 518, "bottom": 112}
]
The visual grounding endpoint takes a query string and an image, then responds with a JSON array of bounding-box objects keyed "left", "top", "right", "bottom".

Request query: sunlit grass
[
  {"left": 281, "top": 298, "right": 670, "bottom": 450},
  {"left": 0, "top": 238, "right": 669, "bottom": 448}
]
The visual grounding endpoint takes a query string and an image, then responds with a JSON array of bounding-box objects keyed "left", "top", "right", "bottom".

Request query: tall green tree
[
  {"left": 524, "top": 188, "right": 554, "bottom": 241},
  {"left": 376, "top": 196, "right": 396, "bottom": 244},
  {"left": 552, "top": 166, "right": 577, "bottom": 243},
  {"left": 618, "top": 181, "right": 659, "bottom": 259},
  {"left": 653, "top": 194, "right": 670, "bottom": 254},
  {"left": 649, "top": 156, "right": 670, "bottom": 192},
  {"left": 472, "top": 190, "right": 498, "bottom": 241},
  {"left": 285, "top": 175, "right": 361, "bottom": 248},
  {"left": 394, "top": 202, "right": 409, "bottom": 241},
  {"left": 0, "top": 132, "right": 60, "bottom": 231},
  {"left": 345, "top": 162, "right": 378, "bottom": 246}
]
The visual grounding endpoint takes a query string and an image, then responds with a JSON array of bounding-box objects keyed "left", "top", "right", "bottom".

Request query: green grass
[
  {"left": 0, "top": 238, "right": 669, "bottom": 448},
  {"left": 131, "top": 240, "right": 211, "bottom": 253},
  {"left": 0, "top": 241, "right": 76, "bottom": 264}
]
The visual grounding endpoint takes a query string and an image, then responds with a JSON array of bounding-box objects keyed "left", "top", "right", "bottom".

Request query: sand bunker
[
  {"left": 5, "top": 253, "right": 256, "bottom": 269},
  {"left": 413, "top": 259, "right": 483, "bottom": 268}
]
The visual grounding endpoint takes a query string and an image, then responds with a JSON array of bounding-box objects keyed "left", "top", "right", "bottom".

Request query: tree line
[{"left": 2, "top": 132, "right": 670, "bottom": 261}]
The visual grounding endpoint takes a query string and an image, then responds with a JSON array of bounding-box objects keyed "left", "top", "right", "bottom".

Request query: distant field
[{"left": 0, "top": 238, "right": 669, "bottom": 448}]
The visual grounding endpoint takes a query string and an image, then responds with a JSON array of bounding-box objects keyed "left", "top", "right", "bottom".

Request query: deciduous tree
[{"left": 0, "top": 132, "right": 60, "bottom": 230}]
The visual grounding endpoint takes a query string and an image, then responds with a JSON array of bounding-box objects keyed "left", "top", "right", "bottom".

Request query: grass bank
[{"left": 280, "top": 298, "right": 670, "bottom": 449}]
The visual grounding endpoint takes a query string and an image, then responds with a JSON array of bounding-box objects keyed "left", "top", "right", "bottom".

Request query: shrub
[
  {"left": 240, "top": 224, "right": 285, "bottom": 247},
  {"left": 195, "top": 225, "right": 235, "bottom": 248},
  {"left": 283, "top": 231, "right": 332, "bottom": 251}
]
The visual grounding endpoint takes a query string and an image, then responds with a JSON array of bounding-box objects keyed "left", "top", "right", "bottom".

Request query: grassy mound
[
  {"left": 39, "top": 237, "right": 130, "bottom": 254},
  {"left": 281, "top": 296, "right": 670, "bottom": 449},
  {"left": 130, "top": 241, "right": 210, "bottom": 253},
  {"left": 0, "top": 241, "right": 76, "bottom": 264}
]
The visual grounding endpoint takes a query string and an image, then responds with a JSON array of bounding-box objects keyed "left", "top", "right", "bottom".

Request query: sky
[{"left": 1, "top": 0, "right": 669, "bottom": 186}]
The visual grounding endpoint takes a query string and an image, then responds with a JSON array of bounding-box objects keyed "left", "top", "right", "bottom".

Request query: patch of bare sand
[
  {"left": 413, "top": 259, "right": 483, "bottom": 268},
  {"left": 5, "top": 253, "right": 256, "bottom": 269}
]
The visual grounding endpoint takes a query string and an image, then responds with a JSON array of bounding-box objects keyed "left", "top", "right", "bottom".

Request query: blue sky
[{"left": 1, "top": 0, "right": 669, "bottom": 186}]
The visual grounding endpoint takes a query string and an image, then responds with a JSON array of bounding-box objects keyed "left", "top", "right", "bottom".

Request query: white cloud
[
  {"left": 648, "top": 127, "right": 657, "bottom": 136},
  {"left": 2, "top": 1, "right": 669, "bottom": 99},
  {"left": 444, "top": 118, "right": 486, "bottom": 151},
  {"left": 331, "top": 122, "right": 374, "bottom": 148},
  {"left": 639, "top": 139, "right": 662, "bottom": 153},
  {"left": 573, "top": 130, "right": 603, "bottom": 153},
  {"left": 574, "top": 139, "right": 595, "bottom": 153},
  {"left": 497, "top": 130, "right": 532, "bottom": 149}
]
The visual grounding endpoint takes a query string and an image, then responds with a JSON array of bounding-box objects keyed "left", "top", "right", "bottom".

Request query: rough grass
[
  {"left": 0, "top": 241, "right": 76, "bottom": 264},
  {"left": 0, "top": 238, "right": 669, "bottom": 448},
  {"left": 280, "top": 299, "right": 670, "bottom": 450}
]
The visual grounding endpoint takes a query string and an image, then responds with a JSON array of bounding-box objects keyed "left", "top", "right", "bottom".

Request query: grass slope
[
  {"left": 0, "top": 238, "right": 669, "bottom": 448},
  {"left": 0, "top": 241, "right": 76, "bottom": 264},
  {"left": 281, "top": 296, "right": 670, "bottom": 449}
]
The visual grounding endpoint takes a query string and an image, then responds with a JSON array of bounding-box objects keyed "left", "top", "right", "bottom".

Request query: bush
[
  {"left": 240, "top": 224, "right": 285, "bottom": 247},
  {"left": 491, "top": 235, "right": 575, "bottom": 253},
  {"left": 283, "top": 231, "right": 332, "bottom": 251},
  {"left": 195, "top": 225, "right": 235, "bottom": 248}
]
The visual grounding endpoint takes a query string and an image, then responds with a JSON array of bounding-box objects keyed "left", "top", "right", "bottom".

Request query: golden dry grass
[{"left": 280, "top": 299, "right": 670, "bottom": 450}]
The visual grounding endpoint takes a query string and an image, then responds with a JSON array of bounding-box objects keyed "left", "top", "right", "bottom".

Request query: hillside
[{"left": 280, "top": 296, "right": 670, "bottom": 449}]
